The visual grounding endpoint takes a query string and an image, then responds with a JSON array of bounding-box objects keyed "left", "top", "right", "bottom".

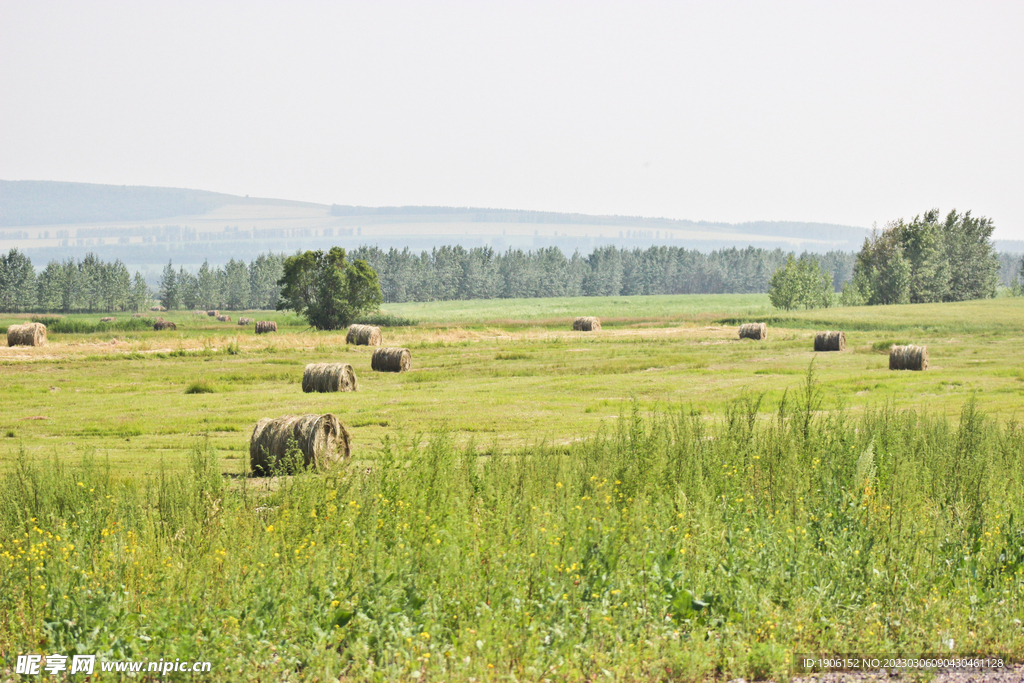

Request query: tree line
[
  {"left": 157, "top": 254, "right": 285, "bottom": 311},
  {"left": 0, "top": 250, "right": 150, "bottom": 313},
  {"left": 2, "top": 246, "right": 856, "bottom": 313},
  {"left": 2, "top": 226, "right": 1006, "bottom": 315},
  {"left": 153, "top": 245, "right": 855, "bottom": 309},
  {"left": 345, "top": 245, "right": 855, "bottom": 303}
]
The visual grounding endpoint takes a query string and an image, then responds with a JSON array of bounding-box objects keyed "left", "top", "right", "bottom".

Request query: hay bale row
[
  {"left": 249, "top": 414, "right": 350, "bottom": 476},
  {"left": 154, "top": 320, "right": 177, "bottom": 331},
  {"left": 889, "top": 344, "right": 928, "bottom": 371},
  {"left": 7, "top": 322, "right": 47, "bottom": 347},
  {"left": 371, "top": 347, "right": 411, "bottom": 373},
  {"left": 255, "top": 321, "right": 277, "bottom": 334},
  {"left": 100, "top": 317, "right": 117, "bottom": 323},
  {"left": 238, "top": 317, "right": 254, "bottom": 326},
  {"left": 216, "top": 315, "right": 231, "bottom": 323},
  {"left": 206, "top": 310, "right": 218, "bottom": 317},
  {"left": 814, "top": 330, "right": 845, "bottom": 352},
  {"left": 573, "top": 316, "right": 601, "bottom": 332},
  {"left": 346, "top": 324, "right": 382, "bottom": 346},
  {"left": 738, "top": 323, "right": 767, "bottom": 340},
  {"left": 303, "top": 363, "right": 358, "bottom": 393}
]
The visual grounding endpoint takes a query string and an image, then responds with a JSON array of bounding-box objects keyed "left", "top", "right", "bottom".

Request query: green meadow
[{"left": 1, "top": 294, "right": 1023, "bottom": 680}]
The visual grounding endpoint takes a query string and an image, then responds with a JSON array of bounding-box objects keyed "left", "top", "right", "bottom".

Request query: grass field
[
  {"left": 2, "top": 295, "right": 1023, "bottom": 475},
  {"left": 1, "top": 294, "right": 1023, "bottom": 680}
]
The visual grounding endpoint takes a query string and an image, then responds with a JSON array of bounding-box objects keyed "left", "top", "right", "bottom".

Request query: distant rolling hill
[{"left": 0, "top": 181, "right": 871, "bottom": 277}]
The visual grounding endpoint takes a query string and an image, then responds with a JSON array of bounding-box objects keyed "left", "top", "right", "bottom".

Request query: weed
[{"left": 184, "top": 380, "right": 216, "bottom": 394}]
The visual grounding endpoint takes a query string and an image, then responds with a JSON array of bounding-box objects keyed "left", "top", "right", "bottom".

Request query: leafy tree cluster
[
  {"left": 843, "top": 210, "right": 998, "bottom": 306},
  {"left": 768, "top": 255, "right": 835, "bottom": 310},
  {"left": 0, "top": 249, "right": 150, "bottom": 313},
  {"left": 276, "top": 248, "right": 383, "bottom": 329},
  {"left": 158, "top": 254, "right": 285, "bottom": 311},
  {"left": 348, "top": 245, "right": 855, "bottom": 303}
]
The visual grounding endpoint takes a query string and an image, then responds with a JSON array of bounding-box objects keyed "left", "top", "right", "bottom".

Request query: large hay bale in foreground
[
  {"left": 371, "top": 347, "right": 411, "bottom": 372},
  {"left": 889, "top": 344, "right": 928, "bottom": 371},
  {"left": 154, "top": 320, "right": 177, "bottom": 331},
  {"left": 216, "top": 315, "right": 231, "bottom": 323},
  {"left": 100, "top": 317, "right": 116, "bottom": 323},
  {"left": 255, "top": 321, "right": 277, "bottom": 334},
  {"left": 346, "top": 324, "right": 383, "bottom": 346},
  {"left": 303, "top": 363, "right": 358, "bottom": 393},
  {"left": 238, "top": 317, "right": 253, "bottom": 326},
  {"left": 7, "top": 322, "right": 47, "bottom": 347},
  {"left": 738, "top": 322, "right": 767, "bottom": 340},
  {"left": 249, "top": 414, "right": 351, "bottom": 476},
  {"left": 814, "top": 330, "right": 845, "bottom": 352},
  {"left": 573, "top": 316, "right": 601, "bottom": 331},
  {"left": 206, "top": 310, "right": 218, "bottom": 317}
]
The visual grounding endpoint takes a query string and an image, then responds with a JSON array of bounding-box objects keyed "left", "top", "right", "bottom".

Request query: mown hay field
[
  {"left": 1, "top": 295, "right": 1023, "bottom": 475},
  {"left": 1, "top": 294, "right": 1023, "bottom": 681}
]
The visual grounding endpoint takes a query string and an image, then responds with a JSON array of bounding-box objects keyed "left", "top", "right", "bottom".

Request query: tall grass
[
  {"left": 352, "top": 312, "right": 419, "bottom": 327},
  {"left": 32, "top": 316, "right": 156, "bottom": 333},
  {"left": 0, "top": 389, "right": 1022, "bottom": 679}
]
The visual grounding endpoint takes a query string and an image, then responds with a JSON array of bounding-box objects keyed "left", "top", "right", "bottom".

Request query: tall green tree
[
  {"left": 159, "top": 260, "right": 179, "bottom": 310},
  {"left": 890, "top": 211, "right": 949, "bottom": 303},
  {"left": 276, "top": 247, "right": 383, "bottom": 330},
  {"left": 196, "top": 260, "right": 219, "bottom": 310},
  {"left": 943, "top": 210, "right": 998, "bottom": 301},
  {"left": 768, "top": 255, "right": 834, "bottom": 310},
  {"left": 844, "top": 230, "right": 912, "bottom": 306},
  {"left": 249, "top": 253, "right": 283, "bottom": 309},
  {"left": 222, "top": 259, "right": 250, "bottom": 310},
  {"left": 130, "top": 273, "right": 151, "bottom": 311},
  {"left": 177, "top": 267, "right": 199, "bottom": 310},
  {"left": 0, "top": 249, "right": 36, "bottom": 312}
]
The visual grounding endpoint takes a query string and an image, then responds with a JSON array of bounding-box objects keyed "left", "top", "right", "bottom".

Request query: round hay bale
[
  {"left": 889, "top": 344, "right": 928, "bottom": 371},
  {"left": 738, "top": 322, "right": 767, "bottom": 340},
  {"left": 150, "top": 305, "right": 166, "bottom": 312},
  {"left": 154, "top": 320, "right": 177, "bottom": 331},
  {"left": 573, "top": 316, "right": 601, "bottom": 331},
  {"left": 216, "top": 315, "right": 231, "bottom": 323},
  {"left": 371, "top": 347, "right": 411, "bottom": 372},
  {"left": 302, "top": 363, "right": 358, "bottom": 393},
  {"left": 238, "top": 317, "right": 254, "bottom": 326},
  {"left": 346, "top": 324, "right": 383, "bottom": 346},
  {"left": 814, "top": 330, "right": 845, "bottom": 352},
  {"left": 206, "top": 310, "right": 218, "bottom": 317},
  {"left": 255, "top": 320, "right": 277, "bottom": 334},
  {"left": 249, "top": 414, "right": 351, "bottom": 476},
  {"left": 7, "top": 322, "right": 47, "bottom": 347},
  {"left": 100, "top": 317, "right": 117, "bottom": 323}
]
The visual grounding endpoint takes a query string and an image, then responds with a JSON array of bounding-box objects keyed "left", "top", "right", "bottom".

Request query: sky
[{"left": 1, "top": 1, "right": 1022, "bottom": 237}]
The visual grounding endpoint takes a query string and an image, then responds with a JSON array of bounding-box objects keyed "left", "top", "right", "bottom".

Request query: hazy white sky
[{"left": 1, "top": 1, "right": 1021, "bottom": 236}]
